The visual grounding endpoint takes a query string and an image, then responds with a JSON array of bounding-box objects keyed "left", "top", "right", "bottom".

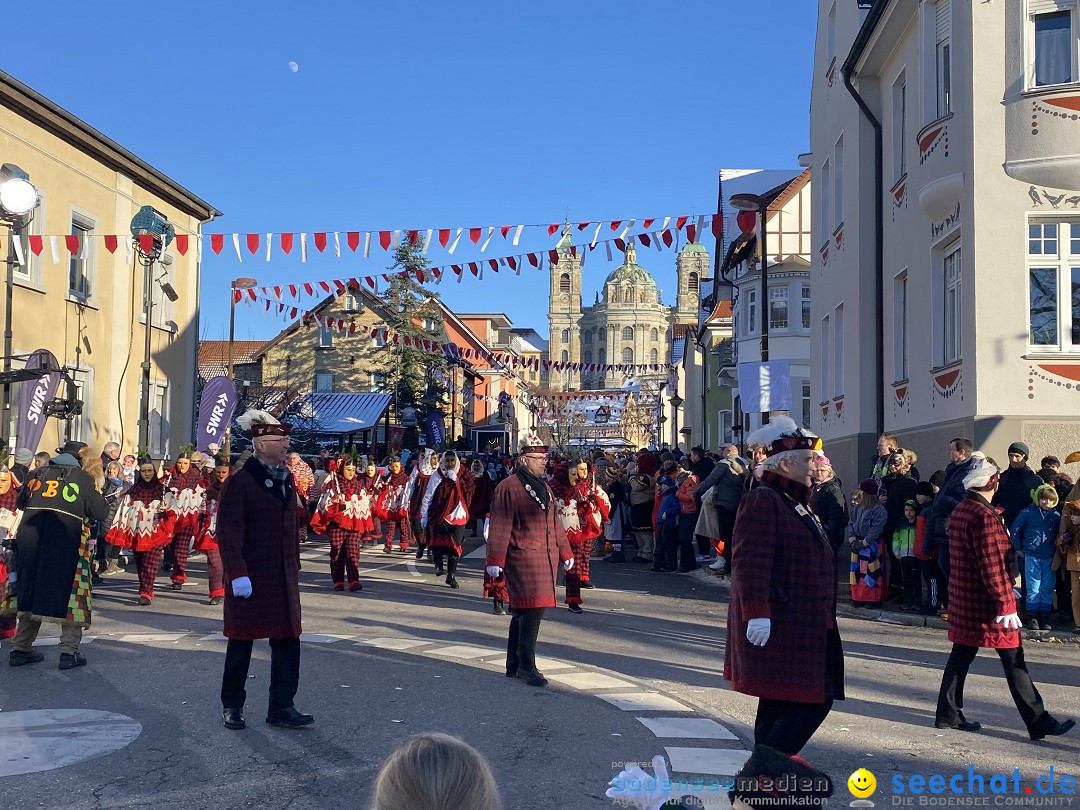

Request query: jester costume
[
  {"left": 106, "top": 474, "right": 176, "bottom": 604},
  {"left": 408, "top": 451, "right": 437, "bottom": 559},
  {"left": 163, "top": 462, "right": 206, "bottom": 588},
  {"left": 361, "top": 467, "right": 385, "bottom": 546},
  {"left": 194, "top": 467, "right": 230, "bottom": 603},
  {"left": 312, "top": 470, "right": 370, "bottom": 591},
  {"left": 0, "top": 474, "right": 22, "bottom": 638},
  {"left": 380, "top": 464, "right": 412, "bottom": 552},
  {"left": 553, "top": 462, "right": 611, "bottom": 610},
  {"left": 286, "top": 454, "right": 315, "bottom": 542}
]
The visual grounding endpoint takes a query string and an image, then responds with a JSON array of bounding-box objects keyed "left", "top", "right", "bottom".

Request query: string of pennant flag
[
  {"left": 0, "top": 213, "right": 723, "bottom": 266},
  {"left": 241, "top": 291, "right": 676, "bottom": 378}
]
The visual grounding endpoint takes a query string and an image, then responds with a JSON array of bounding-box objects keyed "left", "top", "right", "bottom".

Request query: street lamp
[
  {"left": 225, "top": 276, "right": 258, "bottom": 456},
  {"left": 730, "top": 185, "right": 786, "bottom": 426},
  {"left": 0, "top": 164, "right": 40, "bottom": 449},
  {"left": 669, "top": 392, "right": 684, "bottom": 449}
]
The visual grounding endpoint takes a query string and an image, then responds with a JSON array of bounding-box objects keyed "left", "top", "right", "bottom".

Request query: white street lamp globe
[{"left": 0, "top": 177, "right": 39, "bottom": 218}]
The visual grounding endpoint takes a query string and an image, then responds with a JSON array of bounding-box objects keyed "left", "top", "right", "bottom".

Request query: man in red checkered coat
[
  {"left": 217, "top": 409, "right": 312, "bottom": 732},
  {"left": 724, "top": 416, "right": 844, "bottom": 756},
  {"left": 934, "top": 452, "right": 1074, "bottom": 740},
  {"left": 485, "top": 435, "right": 573, "bottom": 687}
]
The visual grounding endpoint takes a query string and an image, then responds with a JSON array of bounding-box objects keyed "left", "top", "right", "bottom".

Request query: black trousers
[
  {"left": 935, "top": 643, "right": 1048, "bottom": 731},
  {"left": 657, "top": 525, "right": 678, "bottom": 570},
  {"left": 506, "top": 607, "right": 544, "bottom": 675},
  {"left": 432, "top": 549, "right": 459, "bottom": 576},
  {"left": 220, "top": 637, "right": 301, "bottom": 712},
  {"left": 754, "top": 697, "right": 833, "bottom": 756}
]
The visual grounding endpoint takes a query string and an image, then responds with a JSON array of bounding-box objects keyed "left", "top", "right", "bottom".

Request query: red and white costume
[
  {"left": 553, "top": 466, "right": 611, "bottom": 606},
  {"left": 0, "top": 479, "right": 22, "bottom": 638},
  {"left": 194, "top": 475, "right": 228, "bottom": 600},
  {"left": 163, "top": 467, "right": 205, "bottom": 586},
  {"left": 380, "top": 469, "right": 412, "bottom": 550},
  {"left": 106, "top": 478, "right": 176, "bottom": 603},
  {"left": 408, "top": 451, "right": 437, "bottom": 554},
  {"left": 312, "top": 472, "right": 371, "bottom": 590},
  {"left": 361, "top": 469, "right": 386, "bottom": 543}
]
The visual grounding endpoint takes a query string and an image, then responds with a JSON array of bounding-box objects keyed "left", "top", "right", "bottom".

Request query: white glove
[
  {"left": 486, "top": 565, "right": 503, "bottom": 577},
  {"left": 605, "top": 754, "right": 673, "bottom": 810},
  {"left": 746, "top": 617, "right": 771, "bottom": 646},
  {"left": 231, "top": 576, "right": 252, "bottom": 598},
  {"left": 420, "top": 517, "right": 428, "bottom": 530},
  {"left": 483, "top": 517, "right": 489, "bottom": 541},
  {"left": 996, "top": 612, "right": 1023, "bottom": 630},
  {"left": 444, "top": 467, "right": 457, "bottom": 481},
  {"left": 563, "top": 558, "right": 574, "bottom": 571}
]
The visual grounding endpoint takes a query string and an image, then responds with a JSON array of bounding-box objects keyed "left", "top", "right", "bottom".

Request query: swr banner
[
  {"left": 15, "top": 349, "right": 62, "bottom": 452},
  {"left": 196, "top": 376, "right": 238, "bottom": 451}
]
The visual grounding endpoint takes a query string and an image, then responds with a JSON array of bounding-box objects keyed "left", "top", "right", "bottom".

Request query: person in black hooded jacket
[{"left": 993, "top": 442, "right": 1044, "bottom": 529}]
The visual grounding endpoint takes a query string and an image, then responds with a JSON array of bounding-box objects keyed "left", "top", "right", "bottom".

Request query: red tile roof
[
  {"left": 198, "top": 340, "right": 264, "bottom": 379},
  {"left": 705, "top": 299, "right": 733, "bottom": 325}
]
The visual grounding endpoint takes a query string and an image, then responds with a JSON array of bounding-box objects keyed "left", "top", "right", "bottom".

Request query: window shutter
[{"left": 936, "top": 0, "right": 951, "bottom": 43}]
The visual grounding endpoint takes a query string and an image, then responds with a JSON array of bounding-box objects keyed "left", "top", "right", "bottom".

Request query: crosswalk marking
[
  {"left": 636, "top": 717, "right": 739, "bottom": 740},
  {"left": 354, "top": 637, "right": 434, "bottom": 651},
  {"left": 597, "top": 693, "right": 694, "bottom": 712},
  {"left": 546, "top": 671, "right": 636, "bottom": 690},
  {"left": 663, "top": 747, "right": 751, "bottom": 776},
  {"left": 433, "top": 644, "right": 498, "bottom": 660},
  {"left": 300, "top": 633, "right": 353, "bottom": 644},
  {"left": 28, "top": 636, "right": 97, "bottom": 647},
  {"left": 117, "top": 633, "right": 186, "bottom": 644}
]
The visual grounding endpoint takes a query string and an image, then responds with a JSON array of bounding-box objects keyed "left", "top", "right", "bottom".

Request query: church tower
[
  {"left": 675, "top": 241, "right": 709, "bottom": 324},
  {"left": 548, "top": 223, "right": 583, "bottom": 391}
]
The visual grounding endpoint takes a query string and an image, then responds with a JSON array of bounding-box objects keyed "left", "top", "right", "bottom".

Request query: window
[
  {"left": 372, "top": 371, "right": 387, "bottom": 391},
  {"left": 820, "top": 159, "right": 832, "bottom": 241},
  {"left": 315, "top": 372, "right": 334, "bottom": 393},
  {"left": 68, "top": 214, "right": 95, "bottom": 299},
  {"left": 719, "top": 410, "right": 733, "bottom": 445},
  {"left": 943, "top": 243, "right": 962, "bottom": 363},
  {"left": 598, "top": 348, "right": 606, "bottom": 366},
  {"left": 559, "top": 273, "right": 571, "bottom": 293},
  {"left": 892, "top": 73, "right": 907, "bottom": 181},
  {"left": 688, "top": 272, "right": 699, "bottom": 293},
  {"left": 650, "top": 348, "right": 658, "bottom": 364},
  {"left": 68, "top": 366, "right": 94, "bottom": 445},
  {"left": 583, "top": 330, "right": 593, "bottom": 344},
  {"left": 622, "top": 326, "right": 634, "bottom": 341},
  {"left": 833, "top": 304, "right": 845, "bottom": 398},
  {"left": 1026, "top": 219, "right": 1080, "bottom": 348},
  {"left": 561, "top": 350, "right": 569, "bottom": 363},
  {"left": 598, "top": 329, "right": 606, "bottom": 342},
  {"left": 894, "top": 272, "right": 909, "bottom": 380},
  {"left": 820, "top": 315, "right": 831, "bottom": 400},
  {"left": 650, "top": 327, "right": 659, "bottom": 341},
  {"left": 746, "top": 289, "right": 757, "bottom": 335},
  {"left": 801, "top": 381, "right": 812, "bottom": 428},
  {"left": 561, "top": 328, "right": 570, "bottom": 343},
  {"left": 343, "top": 293, "right": 362, "bottom": 312},
  {"left": 14, "top": 191, "right": 44, "bottom": 283},
  {"left": 318, "top": 324, "right": 334, "bottom": 348},
  {"left": 769, "top": 286, "right": 789, "bottom": 330},
  {"left": 801, "top": 285, "right": 812, "bottom": 329},
  {"left": 935, "top": 0, "right": 952, "bottom": 117},
  {"left": 1033, "top": 7, "right": 1075, "bottom": 87},
  {"left": 584, "top": 350, "right": 593, "bottom": 364},
  {"left": 622, "top": 348, "right": 634, "bottom": 365},
  {"left": 833, "top": 135, "right": 844, "bottom": 229}
]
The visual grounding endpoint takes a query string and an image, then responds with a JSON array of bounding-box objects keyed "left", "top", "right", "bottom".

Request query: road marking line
[
  {"left": 28, "top": 636, "right": 97, "bottom": 647},
  {"left": 636, "top": 717, "right": 739, "bottom": 740},
  {"left": 596, "top": 693, "right": 694, "bottom": 712},
  {"left": 546, "top": 671, "right": 636, "bottom": 690},
  {"left": 664, "top": 747, "right": 750, "bottom": 776},
  {"left": 117, "top": 633, "right": 187, "bottom": 644},
  {"left": 300, "top": 633, "right": 353, "bottom": 644},
  {"left": 199, "top": 633, "right": 228, "bottom": 641},
  {"left": 354, "top": 637, "right": 435, "bottom": 651},
  {"left": 405, "top": 559, "right": 423, "bottom": 578},
  {"left": 432, "top": 645, "right": 498, "bottom": 660}
]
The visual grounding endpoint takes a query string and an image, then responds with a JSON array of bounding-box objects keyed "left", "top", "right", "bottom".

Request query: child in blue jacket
[
  {"left": 652, "top": 488, "right": 681, "bottom": 573},
  {"left": 1010, "top": 483, "right": 1060, "bottom": 630}
]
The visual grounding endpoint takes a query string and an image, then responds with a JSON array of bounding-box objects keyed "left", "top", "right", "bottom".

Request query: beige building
[
  {"left": 1, "top": 69, "right": 219, "bottom": 458},
  {"left": 547, "top": 224, "right": 706, "bottom": 392}
]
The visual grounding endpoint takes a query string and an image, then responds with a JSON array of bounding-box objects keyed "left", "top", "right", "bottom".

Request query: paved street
[{"left": 2, "top": 537, "right": 1078, "bottom": 809}]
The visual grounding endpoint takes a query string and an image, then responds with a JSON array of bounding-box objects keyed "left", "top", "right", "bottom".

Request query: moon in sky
[{"left": 287, "top": 61, "right": 299, "bottom": 73}]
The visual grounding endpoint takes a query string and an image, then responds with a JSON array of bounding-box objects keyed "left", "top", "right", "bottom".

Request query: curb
[{"left": 687, "top": 569, "right": 1080, "bottom": 644}]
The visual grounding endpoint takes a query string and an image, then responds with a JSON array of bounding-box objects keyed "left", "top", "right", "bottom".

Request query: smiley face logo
[{"left": 848, "top": 769, "right": 877, "bottom": 798}]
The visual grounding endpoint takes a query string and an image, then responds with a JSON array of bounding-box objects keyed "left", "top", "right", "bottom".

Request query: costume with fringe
[
  {"left": 163, "top": 467, "right": 205, "bottom": 586},
  {"left": 106, "top": 477, "right": 176, "bottom": 602}
]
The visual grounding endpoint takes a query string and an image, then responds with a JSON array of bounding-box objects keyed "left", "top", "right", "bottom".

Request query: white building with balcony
[{"left": 809, "top": 0, "right": 1080, "bottom": 489}]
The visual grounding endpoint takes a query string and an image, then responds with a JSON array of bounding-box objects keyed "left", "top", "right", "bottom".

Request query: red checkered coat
[
  {"left": 946, "top": 492, "right": 1020, "bottom": 649},
  {"left": 724, "top": 476, "right": 844, "bottom": 703},
  {"left": 217, "top": 456, "right": 302, "bottom": 641},
  {"left": 486, "top": 473, "right": 572, "bottom": 610}
]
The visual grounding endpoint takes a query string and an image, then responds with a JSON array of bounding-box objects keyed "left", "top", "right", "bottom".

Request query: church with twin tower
[{"left": 547, "top": 223, "right": 708, "bottom": 391}]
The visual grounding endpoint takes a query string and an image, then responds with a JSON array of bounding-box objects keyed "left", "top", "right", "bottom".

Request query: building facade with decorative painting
[{"left": 811, "top": 0, "right": 1080, "bottom": 489}]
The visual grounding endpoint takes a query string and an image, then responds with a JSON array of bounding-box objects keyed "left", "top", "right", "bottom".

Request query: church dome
[
  {"left": 681, "top": 241, "right": 708, "bottom": 254},
  {"left": 603, "top": 243, "right": 657, "bottom": 288}
]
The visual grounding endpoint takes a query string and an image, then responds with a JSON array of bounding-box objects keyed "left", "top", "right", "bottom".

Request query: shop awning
[{"left": 290, "top": 392, "right": 393, "bottom": 434}]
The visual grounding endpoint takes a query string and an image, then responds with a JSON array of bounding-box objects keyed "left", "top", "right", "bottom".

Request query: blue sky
[{"left": 3, "top": 1, "right": 816, "bottom": 341}]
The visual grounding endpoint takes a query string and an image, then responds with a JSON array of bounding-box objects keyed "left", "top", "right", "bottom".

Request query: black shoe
[
  {"left": 434, "top": 568, "right": 445, "bottom": 578},
  {"left": 580, "top": 582, "right": 595, "bottom": 589},
  {"left": 649, "top": 566, "right": 666, "bottom": 572},
  {"left": 9, "top": 649, "right": 45, "bottom": 667},
  {"left": 383, "top": 545, "right": 392, "bottom": 554},
  {"left": 1030, "top": 717, "right": 1075, "bottom": 741},
  {"left": 137, "top": 596, "right": 152, "bottom": 606},
  {"left": 505, "top": 668, "right": 518, "bottom": 678},
  {"left": 516, "top": 668, "right": 548, "bottom": 687},
  {"left": 223, "top": 707, "right": 246, "bottom": 730},
  {"left": 493, "top": 601, "right": 506, "bottom": 615},
  {"left": 266, "top": 706, "right": 314, "bottom": 728},
  {"left": 568, "top": 603, "right": 583, "bottom": 614},
  {"left": 91, "top": 573, "right": 103, "bottom": 585},
  {"left": 1040, "top": 615, "right": 1054, "bottom": 631},
  {"left": 349, "top": 581, "right": 363, "bottom": 592},
  {"left": 170, "top": 581, "right": 183, "bottom": 591},
  {"left": 58, "top": 651, "right": 88, "bottom": 670},
  {"left": 935, "top": 718, "right": 981, "bottom": 732},
  {"left": 446, "top": 575, "right": 460, "bottom": 589},
  {"left": 603, "top": 552, "right": 626, "bottom": 563},
  {"left": 1073, "top": 626, "right": 1080, "bottom": 635},
  {"left": 415, "top": 548, "right": 424, "bottom": 560},
  {"left": 209, "top": 596, "right": 223, "bottom": 605}
]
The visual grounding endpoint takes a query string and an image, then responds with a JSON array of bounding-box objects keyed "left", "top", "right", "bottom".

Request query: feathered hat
[
  {"left": 236, "top": 408, "right": 291, "bottom": 438},
  {"left": 746, "top": 415, "right": 822, "bottom": 458}
]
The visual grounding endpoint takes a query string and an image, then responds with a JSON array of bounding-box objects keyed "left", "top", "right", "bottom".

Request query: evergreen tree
[{"left": 379, "top": 235, "right": 447, "bottom": 408}]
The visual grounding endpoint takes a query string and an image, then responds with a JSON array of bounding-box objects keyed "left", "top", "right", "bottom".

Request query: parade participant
[
  {"left": 312, "top": 456, "right": 368, "bottom": 592},
  {"left": 162, "top": 447, "right": 206, "bottom": 591},
  {"left": 285, "top": 452, "right": 314, "bottom": 542},
  {"left": 421, "top": 450, "right": 476, "bottom": 589},
  {"left": 469, "top": 459, "right": 495, "bottom": 540},
  {"left": 195, "top": 457, "right": 231, "bottom": 605},
  {"left": 9, "top": 441, "right": 107, "bottom": 670},
  {"left": 106, "top": 458, "right": 176, "bottom": 606},
  {"left": 552, "top": 459, "right": 610, "bottom": 613},
  {"left": 361, "top": 459, "right": 385, "bottom": 548},
  {"left": 724, "top": 417, "right": 843, "bottom": 755},
  {"left": 218, "top": 409, "right": 311, "bottom": 731},
  {"left": 934, "top": 453, "right": 1074, "bottom": 740},
  {"left": 408, "top": 449, "right": 437, "bottom": 561},
  {"left": 380, "top": 457, "right": 412, "bottom": 554},
  {"left": 0, "top": 465, "right": 23, "bottom": 639},
  {"left": 485, "top": 436, "right": 573, "bottom": 687}
]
